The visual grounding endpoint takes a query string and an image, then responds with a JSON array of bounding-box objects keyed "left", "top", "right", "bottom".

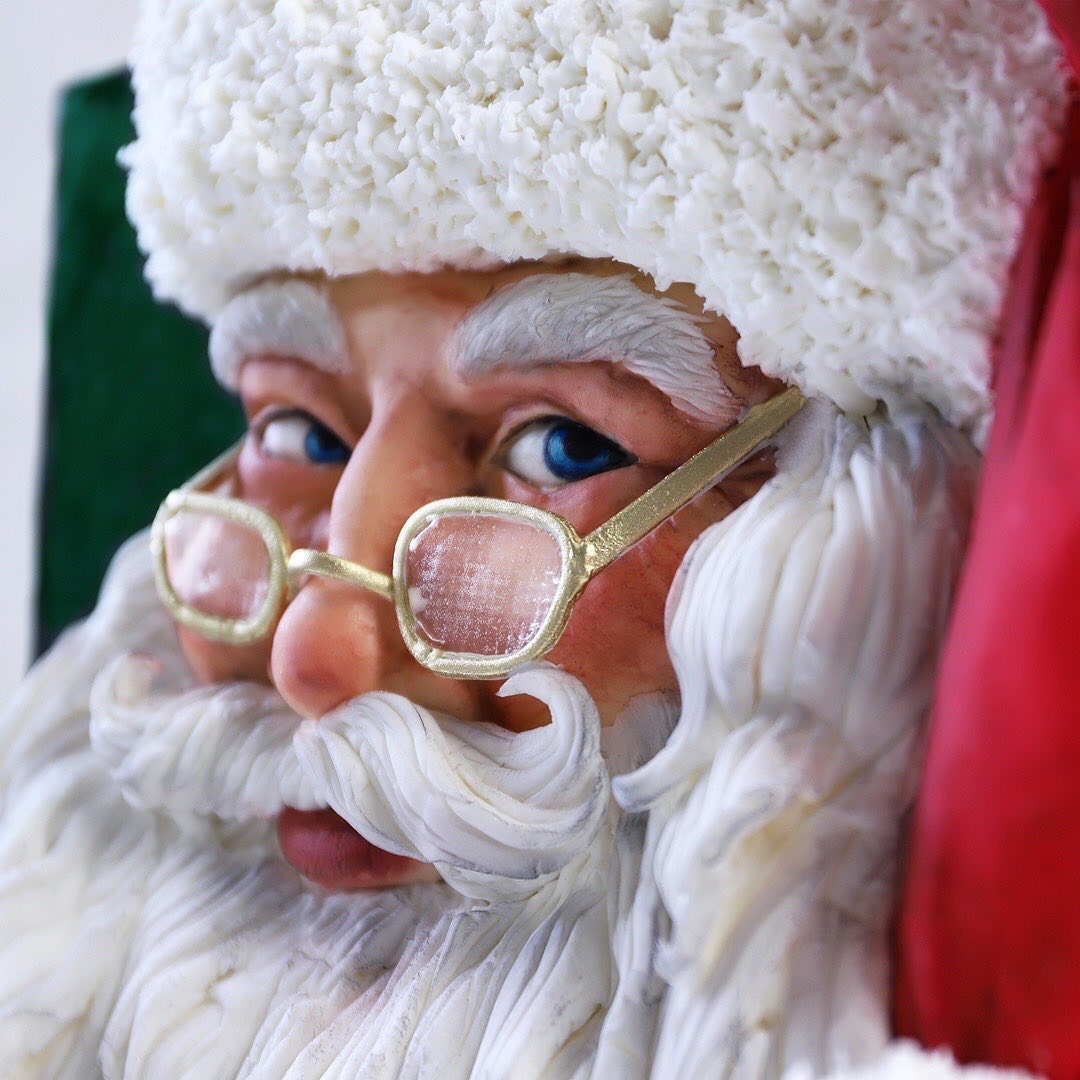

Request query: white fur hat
[{"left": 124, "top": 0, "right": 1067, "bottom": 431}]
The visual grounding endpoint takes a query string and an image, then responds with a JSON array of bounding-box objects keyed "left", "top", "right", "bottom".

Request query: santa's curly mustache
[
  {"left": 90, "top": 652, "right": 611, "bottom": 902},
  {"left": 0, "top": 401, "right": 979, "bottom": 1079}
]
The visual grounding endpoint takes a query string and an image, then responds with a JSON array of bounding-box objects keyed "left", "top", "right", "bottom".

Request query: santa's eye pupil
[
  {"left": 542, "top": 421, "right": 630, "bottom": 481},
  {"left": 304, "top": 421, "right": 350, "bottom": 464}
]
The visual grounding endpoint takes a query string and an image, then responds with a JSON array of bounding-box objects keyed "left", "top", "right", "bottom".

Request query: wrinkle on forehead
[
  {"left": 451, "top": 274, "right": 740, "bottom": 426},
  {"left": 209, "top": 280, "right": 350, "bottom": 390}
]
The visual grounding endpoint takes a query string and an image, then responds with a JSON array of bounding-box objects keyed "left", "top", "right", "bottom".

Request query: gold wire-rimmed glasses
[{"left": 151, "top": 386, "right": 805, "bottom": 679}]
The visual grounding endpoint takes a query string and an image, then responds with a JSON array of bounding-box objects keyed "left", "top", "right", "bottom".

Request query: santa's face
[
  {"left": 0, "top": 254, "right": 978, "bottom": 1075},
  {"left": 172, "top": 259, "right": 778, "bottom": 890}
]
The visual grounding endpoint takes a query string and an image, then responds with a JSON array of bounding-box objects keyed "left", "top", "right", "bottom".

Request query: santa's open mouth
[{"left": 277, "top": 806, "right": 437, "bottom": 891}]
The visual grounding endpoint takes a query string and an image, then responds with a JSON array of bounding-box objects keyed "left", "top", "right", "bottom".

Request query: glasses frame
[{"left": 151, "top": 386, "right": 805, "bottom": 678}]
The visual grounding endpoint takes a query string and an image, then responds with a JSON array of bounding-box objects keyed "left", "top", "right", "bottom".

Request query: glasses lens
[
  {"left": 404, "top": 512, "right": 566, "bottom": 657},
  {"left": 163, "top": 509, "right": 272, "bottom": 622}
]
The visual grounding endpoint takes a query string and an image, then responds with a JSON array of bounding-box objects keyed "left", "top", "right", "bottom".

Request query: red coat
[{"left": 895, "top": 3, "right": 1080, "bottom": 1076}]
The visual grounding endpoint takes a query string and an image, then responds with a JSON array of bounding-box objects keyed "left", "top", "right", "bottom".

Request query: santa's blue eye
[
  {"left": 258, "top": 411, "right": 350, "bottom": 466},
  {"left": 503, "top": 417, "right": 635, "bottom": 488},
  {"left": 303, "top": 421, "right": 350, "bottom": 464}
]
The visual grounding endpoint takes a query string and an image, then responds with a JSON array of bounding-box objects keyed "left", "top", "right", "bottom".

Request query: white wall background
[{"left": 0, "top": 2, "right": 138, "bottom": 700}]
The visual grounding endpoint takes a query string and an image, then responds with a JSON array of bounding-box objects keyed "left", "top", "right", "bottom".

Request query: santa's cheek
[
  {"left": 547, "top": 530, "right": 687, "bottom": 714},
  {"left": 544, "top": 498, "right": 728, "bottom": 720}
]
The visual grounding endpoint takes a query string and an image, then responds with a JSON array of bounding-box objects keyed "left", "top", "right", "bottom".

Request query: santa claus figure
[{"left": 0, "top": 0, "right": 1075, "bottom": 1077}]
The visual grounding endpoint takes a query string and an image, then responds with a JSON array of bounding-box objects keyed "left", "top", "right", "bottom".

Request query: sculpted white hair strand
[
  {"left": 601, "top": 401, "right": 979, "bottom": 1077},
  {"left": 453, "top": 273, "right": 739, "bottom": 426},
  {"left": 208, "top": 280, "right": 350, "bottom": 390}
]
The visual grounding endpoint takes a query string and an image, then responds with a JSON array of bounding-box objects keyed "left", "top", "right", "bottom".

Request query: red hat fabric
[{"left": 895, "top": 3, "right": 1080, "bottom": 1074}]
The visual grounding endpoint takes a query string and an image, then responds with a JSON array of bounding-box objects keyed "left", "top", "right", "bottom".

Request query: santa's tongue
[{"left": 276, "top": 806, "right": 434, "bottom": 891}]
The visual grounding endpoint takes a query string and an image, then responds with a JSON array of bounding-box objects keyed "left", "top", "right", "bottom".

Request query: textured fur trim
[
  {"left": 803, "top": 1041, "right": 1035, "bottom": 1079},
  {"left": 124, "top": 0, "right": 1067, "bottom": 429}
]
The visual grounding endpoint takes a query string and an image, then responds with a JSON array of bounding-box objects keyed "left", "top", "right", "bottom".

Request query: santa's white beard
[
  {"left": 0, "top": 400, "right": 984, "bottom": 1079},
  {"left": 598, "top": 402, "right": 980, "bottom": 1078},
  {"left": 0, "top": 532, "right": 620, "bottom": 1078}
]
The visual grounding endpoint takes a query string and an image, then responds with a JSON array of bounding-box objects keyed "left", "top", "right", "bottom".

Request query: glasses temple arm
[
  {"left": 180, "top": 439, "right": 246, "bottom": 494},
  {"left": 581, "top": 386, "right": 806, "bottom": 575}
]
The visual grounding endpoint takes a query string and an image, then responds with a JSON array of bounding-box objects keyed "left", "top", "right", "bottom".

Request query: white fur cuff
[{"left": 804, "top": 1041, "right": 1035, "bottom": 1080}]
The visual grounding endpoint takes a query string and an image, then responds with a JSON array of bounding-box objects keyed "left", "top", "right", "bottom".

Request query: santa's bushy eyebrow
[
  {"left": 451, "top": 273, "right": 739, "bottom": 426},
  {"left": 209, "top": 281, "right": 350, "bottom": 390}
]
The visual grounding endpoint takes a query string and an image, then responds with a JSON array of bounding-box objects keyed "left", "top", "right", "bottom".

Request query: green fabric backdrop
[{"left": 39, "top": 70, "right": 243, "bottom": 652}]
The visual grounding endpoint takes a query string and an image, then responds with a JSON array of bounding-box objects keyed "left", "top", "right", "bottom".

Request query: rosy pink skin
[{"left": 176, "top": 260, "right": 778, "bottom": 890}]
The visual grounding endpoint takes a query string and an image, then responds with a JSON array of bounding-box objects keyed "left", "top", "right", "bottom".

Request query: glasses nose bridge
[{"left": 286, "top": 548, "right": 396, "bottom": 603}]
